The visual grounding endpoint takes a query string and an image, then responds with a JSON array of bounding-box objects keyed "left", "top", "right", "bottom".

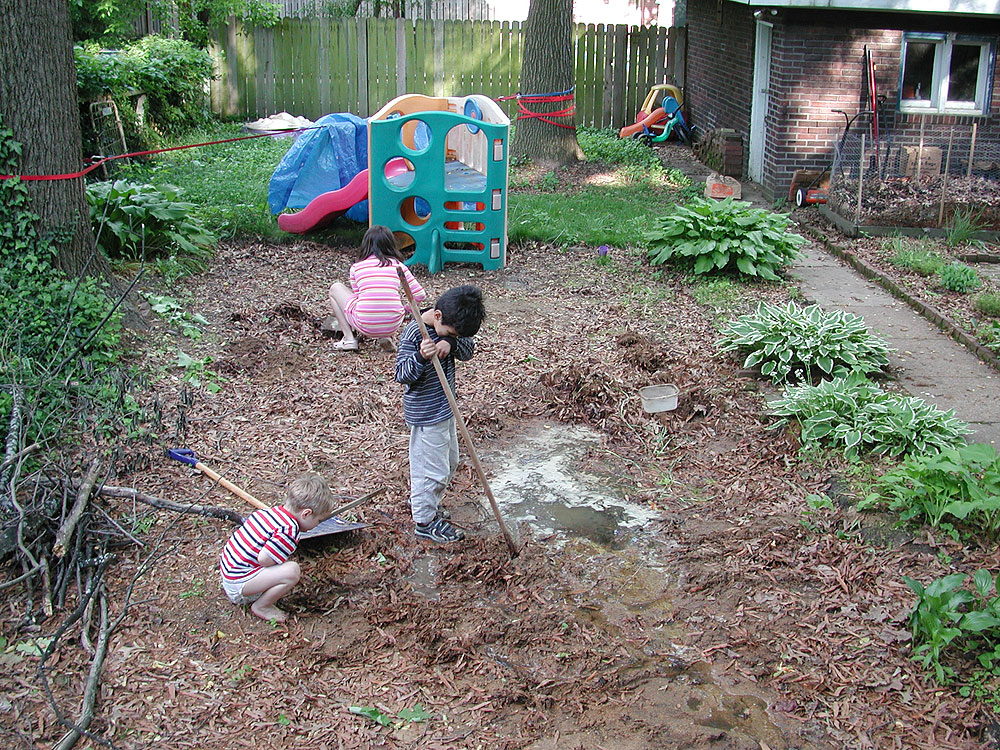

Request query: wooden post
[
  {"left": 939, "top": 126, "right": 955, "bottom": 228},
  {"left": 396, "top": 269, "right": 519, "bottom": 558},
  {"left": 967, "top": 121, "right": 978, "bottom": 179},
  {"left": 856, "top": 133, "right": 866, "bottom": 225}
]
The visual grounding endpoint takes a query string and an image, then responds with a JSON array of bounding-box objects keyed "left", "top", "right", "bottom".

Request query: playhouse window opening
[{"left": 899, "top": 33, "right": 995, "bottom": 116}]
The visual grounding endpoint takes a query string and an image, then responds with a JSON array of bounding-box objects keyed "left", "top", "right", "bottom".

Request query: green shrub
[
  {"left": 75, "top": 36, "right": 213, "bottom": 151},
  {"left": 718, "top": 301, "right": 891, "bottom": 383},
  {"left": 644, "top": 198, "right": 806, "bottom": 280},
  {"left": 904, "top": 570, "right": 1000, "bottom": 683},
  {"left": 576, "top": 127, "right": 665, "bottom": 170},
  {"left": 865, "top": 443, "right": 1000, "bottom": 540},
  {"left": 87, "top": 179, "right": 217, "bottom": 268},
  {"left": 975, "top": 292, "right": 1000, "bottom": 318},
  {"left": 939, "top": 262, "right": 982, "bottom": 293},
  {"left": 770, "top": 373, "right": 971, "bottom": 459}
]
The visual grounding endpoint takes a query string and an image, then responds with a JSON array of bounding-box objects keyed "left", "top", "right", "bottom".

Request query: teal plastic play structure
[{"left": 367, "top": 94, "right": 510, "bottom": 274}]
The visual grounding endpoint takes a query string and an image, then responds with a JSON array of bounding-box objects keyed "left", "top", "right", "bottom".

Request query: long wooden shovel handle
[
  {"left": 396, "top": 268, "right": 518, "bottom": 557},
  {"left": 194, "top": 461, "right": 269, "bottom": 510}
]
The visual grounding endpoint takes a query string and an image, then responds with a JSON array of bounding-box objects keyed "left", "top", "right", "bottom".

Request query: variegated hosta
[
  {"left": 770, "top": 373, "right": 971, "bottom": 459},
  {"left": 718, "top": 301, "right": 891, "bottom": 383}
]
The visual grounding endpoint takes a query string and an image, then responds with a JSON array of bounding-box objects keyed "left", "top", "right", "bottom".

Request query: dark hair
[
  {"left": 435, "top": 285, "right": 486, "bottom": 337},
  {"left": 357, "top": 225, "right": 405, "bottom": 265}
]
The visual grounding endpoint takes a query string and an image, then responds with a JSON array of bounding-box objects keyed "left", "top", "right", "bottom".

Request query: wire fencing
[{"left": 827, "top": 117, "right": 1000, "bottom": 231}]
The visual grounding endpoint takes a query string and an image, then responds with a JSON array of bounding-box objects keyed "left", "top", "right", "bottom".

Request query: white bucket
[{"left": 639, "top": 384, "right": 679, "bottom": 413}]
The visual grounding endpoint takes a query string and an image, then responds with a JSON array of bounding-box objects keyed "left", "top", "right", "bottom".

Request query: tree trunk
[
  {"left": 0, "top": 0, "right": 108, "bottom": 281},
  {"left": 510, "top": 0, "right": 583, "bottom": 166}
]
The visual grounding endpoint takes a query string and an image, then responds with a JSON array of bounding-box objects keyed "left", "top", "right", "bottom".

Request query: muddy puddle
[{"left": 486, "top": 422, "right": 662, "bottom": 548}]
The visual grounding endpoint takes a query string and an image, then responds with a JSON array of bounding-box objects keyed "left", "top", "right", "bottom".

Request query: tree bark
[
  {"left": 0, "top": 0, "right": 108, "bottom": 281},
  {"left": 510, "top": 0, "right": 583, "bottom": 167}
]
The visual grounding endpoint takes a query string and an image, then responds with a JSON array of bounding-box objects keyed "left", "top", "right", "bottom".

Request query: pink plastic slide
[
  {"left": 277, "top": 158, "right": 410, "bottom": 234},
  {"left": 618, "top": 107, "right": 667, "bottom": 139}
]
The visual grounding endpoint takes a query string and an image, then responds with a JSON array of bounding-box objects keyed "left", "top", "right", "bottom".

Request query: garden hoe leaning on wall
[
  {"left": 395, "top": 268, "right": 519, "bottom": 558},
  {"left": 166, "top": 448, "right": 383, "bottom": 539}
]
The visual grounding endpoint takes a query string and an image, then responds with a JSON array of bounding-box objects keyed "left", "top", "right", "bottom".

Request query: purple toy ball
[{"left": 598, "top": 245, "right": 609, "bottom": 256}]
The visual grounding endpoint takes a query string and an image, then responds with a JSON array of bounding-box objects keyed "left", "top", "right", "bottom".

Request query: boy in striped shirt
[
  {"left": 395, "top": 285, "right": 486, "bottom": 544},
  {"left": 219, "top": 474, "right": 335, "bottom": 622}
]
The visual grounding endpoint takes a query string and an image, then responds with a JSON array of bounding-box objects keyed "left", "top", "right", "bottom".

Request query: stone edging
[{"left": 798, "top": 224, "right": 1000, "bottom": 373}]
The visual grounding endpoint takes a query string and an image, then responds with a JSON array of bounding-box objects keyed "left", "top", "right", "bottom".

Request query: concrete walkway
[
  {"left": 789, "top": 242, "right": 1000, "bottom": 448},
  {"left": 726, "top": 181, "right": 1000, "bottom": 448}
]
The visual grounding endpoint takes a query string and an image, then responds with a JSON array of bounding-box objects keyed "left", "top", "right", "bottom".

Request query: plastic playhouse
[
  {"left": 618, "top": 84, "right": 689, "bottom": 144},
  {"left": 269, "top": 94, "right": 510, "bottom": 275}
]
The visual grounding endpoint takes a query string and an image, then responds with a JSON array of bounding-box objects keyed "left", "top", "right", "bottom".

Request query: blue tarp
[{"left": 268, "top": 112, "right": 369, "bottom": 223}]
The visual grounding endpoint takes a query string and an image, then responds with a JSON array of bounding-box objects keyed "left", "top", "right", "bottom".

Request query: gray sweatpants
[{"left": 408, "top": 418, "right": 459, "bottom": 525}]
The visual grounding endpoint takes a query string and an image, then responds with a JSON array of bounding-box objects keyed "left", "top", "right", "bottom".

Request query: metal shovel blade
[{"left": 298, "top": 515, "right": 370, "bottom": 540}]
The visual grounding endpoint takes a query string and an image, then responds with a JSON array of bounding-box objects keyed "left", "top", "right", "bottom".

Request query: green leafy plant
[
  {"left": 87, "top": 179, "right": 216, "bottom": 266},
  {"left": 885, "top": 237, "right": 945, "bottom": 276},
  {"left": 718, "top": 302, "right": 891, "bottom": 383},
  {"left": 865, "top": 443, "right": 1000, "bottom": 539},
  {"left": 576, "top": 127, "right": 666, "bottom": 170},
  {"left": 175, "top": 351, "right": 223, "bottom": 393},
  {"left": 975, "top": 292, "right": 1000, "bottom": 318},
  {"left": 0, "top": 118, "right": 138, "bottom": 451},
  {"left": 939, "top": 262, "right": 982, "bottom": 293},
  {"left": 905, "top": 570, "right": 1000, "bottom": 683},
  {"left": 75, "top": 37, "right": 214, "bottom": 153},
  {"left": 396, "top": 705, "right": 433, "bottom": 723},
  {"left": 945, "top": 207, "right": 987, "bottom": 248},
  {"left": 771, "top": 373, "right": 971, "bottom": 459},
  {"left": 350, "top": 706, "right": 394, "bottom": 726},
  {"left": 142, "top": 293, "right": 209, "bottom": 338},
  {"left": 644, "top": 198, "right": 806, "bottom": 280}
]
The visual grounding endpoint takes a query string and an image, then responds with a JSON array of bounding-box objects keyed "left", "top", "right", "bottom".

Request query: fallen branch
[
  {"left": 95, "top": 484, "right": 243, "bottom": 525},
  {"left": 53, "top": 460, "right": 102, "bottom": 558},
  {"left": 54, "top": 588, "right": 111, "bottom": 750},
  {"left": 0, "top": 442, "right": 39, "bottom": 473}
]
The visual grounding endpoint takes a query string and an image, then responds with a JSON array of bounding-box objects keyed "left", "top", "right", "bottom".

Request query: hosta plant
[
  {"left": 644, "top": 197, "right": 806, "bottom": 280},
  {"left": 718, "top": 301, "right": 891, "bottom": 383},
  {"left": 770, "top": 373, "right": 971, "bottom": 459},
  {"left": 87, "top": 179, "right": 217, "bottom": 263},
  {"left": 865, "top": 442, "right": 1000, "bottom": 540}
]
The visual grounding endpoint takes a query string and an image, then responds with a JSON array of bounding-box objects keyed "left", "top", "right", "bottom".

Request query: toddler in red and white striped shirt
[{"left": 220, "top": 474, "right": 335, "bottom": 622}]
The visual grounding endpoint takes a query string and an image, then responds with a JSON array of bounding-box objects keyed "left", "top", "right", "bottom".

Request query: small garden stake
[{"left": 396, "top": 267, "right": 519, "bottom": 558}]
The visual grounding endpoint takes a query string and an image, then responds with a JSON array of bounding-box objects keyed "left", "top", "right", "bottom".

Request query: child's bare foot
[{"left": 250, "top": 603, "right": 289, "bottom": 622}]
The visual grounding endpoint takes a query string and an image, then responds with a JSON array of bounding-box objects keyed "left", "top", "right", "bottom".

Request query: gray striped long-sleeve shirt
[{"left": 395, "top": 320, "right": 475, "bottom": 426}]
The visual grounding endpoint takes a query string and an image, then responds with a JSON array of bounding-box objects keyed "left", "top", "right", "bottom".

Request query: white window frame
[{"left": 898, "top": 33, "right": 995, "bottom": 116}]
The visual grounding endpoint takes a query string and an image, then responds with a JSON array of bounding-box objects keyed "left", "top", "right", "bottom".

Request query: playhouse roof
[{"left": 727, "top": 0, "right": 1000, "bottom": 15}]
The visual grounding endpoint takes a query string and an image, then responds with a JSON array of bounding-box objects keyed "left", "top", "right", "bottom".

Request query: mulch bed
[{"left": 2, "top": 159, "right": 998, "bottom": 749}]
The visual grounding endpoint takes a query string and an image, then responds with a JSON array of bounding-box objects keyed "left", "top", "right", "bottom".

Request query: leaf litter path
[{"left": 3, "top": 234, "right": 990, "bottom": 749}]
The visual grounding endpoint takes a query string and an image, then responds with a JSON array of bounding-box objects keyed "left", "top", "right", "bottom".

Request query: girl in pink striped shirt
[{"left": 328, "top": 225, "right": 427, "bottom": 352}]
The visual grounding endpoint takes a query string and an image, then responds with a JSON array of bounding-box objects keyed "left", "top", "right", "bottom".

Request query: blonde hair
[{"left": 285, "top": 474, "right": 336, "bottom": 515}]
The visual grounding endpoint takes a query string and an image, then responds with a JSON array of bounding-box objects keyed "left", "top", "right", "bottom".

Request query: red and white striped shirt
[
  {"left": 219, "top": 505, "right": 300, "bottom": 582},
  {"left": 343, "top": 256, "right": 426, "bottom": 337}
]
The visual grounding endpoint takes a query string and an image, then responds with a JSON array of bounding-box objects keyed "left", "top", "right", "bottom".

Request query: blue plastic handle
[{"left": 166, "top": 448, "right": 199, "bottom": 467}]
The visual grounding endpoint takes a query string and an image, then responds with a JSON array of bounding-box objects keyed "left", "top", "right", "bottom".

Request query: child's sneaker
[{"left": 415, "top": 517, "right": 464, "bottom": 544}]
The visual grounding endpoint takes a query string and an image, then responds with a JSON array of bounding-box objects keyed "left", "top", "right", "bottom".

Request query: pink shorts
[{"left": 343, "top": 296, "right": 405, "bottom": 338}]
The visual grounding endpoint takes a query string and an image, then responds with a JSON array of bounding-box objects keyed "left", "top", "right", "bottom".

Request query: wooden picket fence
[{"left": 209, "top": 18, "right": 682, "bottom": 129}]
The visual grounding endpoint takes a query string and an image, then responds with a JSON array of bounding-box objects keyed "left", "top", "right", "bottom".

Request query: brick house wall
[
  {"left": 685, "top": 0, "right": 755, "bottom": 149},
  {"left": 685, "top": 1, "right": 1000, "bottom": 200}
]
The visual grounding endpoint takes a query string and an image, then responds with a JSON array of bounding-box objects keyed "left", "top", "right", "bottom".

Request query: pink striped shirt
[
  {"left": 343, "top": 256, "right": 426, "bottom": 337},
  {"left": 219, "top": 505, "right": 299, "bottom": 582}
]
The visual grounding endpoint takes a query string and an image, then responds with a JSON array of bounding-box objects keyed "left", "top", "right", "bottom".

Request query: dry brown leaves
[{"left": 1, "top": 202, "right": 995, "bottom": 749}]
